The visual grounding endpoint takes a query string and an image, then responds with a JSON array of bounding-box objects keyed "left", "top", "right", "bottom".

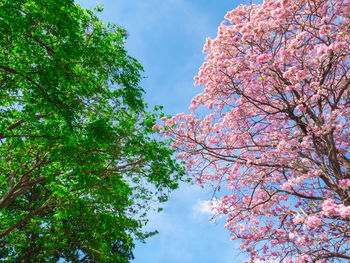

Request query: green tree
[{"left": 0, "top": 0, "right": 183, "bottom": 262}]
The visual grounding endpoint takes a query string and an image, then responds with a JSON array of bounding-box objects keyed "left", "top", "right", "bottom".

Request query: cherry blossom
[{"left": 156, "top": 0, "right": 350, "bottom": 261}]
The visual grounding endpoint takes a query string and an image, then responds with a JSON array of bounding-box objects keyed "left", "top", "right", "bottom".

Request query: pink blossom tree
[{"left": 155, "top": 0, "right": 350, "bottom": 262}]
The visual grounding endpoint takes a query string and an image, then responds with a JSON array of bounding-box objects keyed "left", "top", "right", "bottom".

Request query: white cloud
[
  {"left": 193, "top": 199, "right": 214, "bottom": 215},
  {"left": 192, "top": 198, "right": 223, "bottom": 217}
]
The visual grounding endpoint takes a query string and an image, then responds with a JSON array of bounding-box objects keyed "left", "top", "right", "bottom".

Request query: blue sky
[{"left": 76, "top": 1, "right": 247, "bottom": 262}]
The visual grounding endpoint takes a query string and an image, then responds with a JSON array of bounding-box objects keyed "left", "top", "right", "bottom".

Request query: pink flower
[
  {"left": 289, "top": 232, "right": 298, "bottom": 239},
  {"left": 293, "top": 214, "right": 304, "bottom": 224},
  {"left": 321, "top": 199, "right": 337, "bottom": 217},
  {"left": 338, "top": 205, "right": 350, "bottom": 218},
  {"left": 339, "top": 179, "right": 350, "bottom": 188},
  {"left": 152, "top": 124, "right": 164, "bottom": 132},
  {"left": 305, "top": 215, "right": 322, "bottom": 230},
  {"left": 295, "top": 235, "right": 308, "bottom": 246},
  {"left": 271, "top": 239, "right": 278, "bottom": 245}
]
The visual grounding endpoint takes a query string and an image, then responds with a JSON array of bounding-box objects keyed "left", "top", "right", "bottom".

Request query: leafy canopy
[{"left": 0, "top": 0, "right": 183, "bottom": 262}]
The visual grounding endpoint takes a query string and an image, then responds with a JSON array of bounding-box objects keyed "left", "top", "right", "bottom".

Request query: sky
[{"left": 76, "top": 1, "right": 247, "bottom": 262}]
